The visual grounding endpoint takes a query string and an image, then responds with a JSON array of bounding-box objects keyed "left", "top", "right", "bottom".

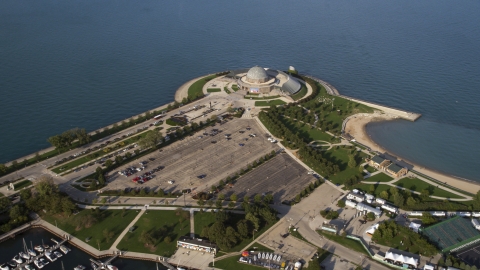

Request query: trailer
[{"left": 381, "top": 204, "right": 398, "bottom": 214}]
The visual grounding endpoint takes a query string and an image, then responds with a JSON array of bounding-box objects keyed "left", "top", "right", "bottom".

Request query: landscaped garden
[
  {"left": 363, "top": 172, "right": 393, "bottom": 183},
  {"left": 207, "top": 88, "right": 222, "bottom": 92},
  {"left": 364, "top": 165, "right": 377, "bottom": 173},
  {"left": 42, "top": 208, "right": 138, "bottom": 250},
  {"left": 13, "top": 180, "right": 33, "bottom": 190},
  {"left": 116, "top": 209, "right": 190, "bottom": 257}
]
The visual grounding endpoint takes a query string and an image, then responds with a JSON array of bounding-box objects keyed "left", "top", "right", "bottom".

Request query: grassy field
[
  {"left": 291, "top": 83, "right": 308, "bottom": 101},
  {"left": 351, "top": 183, "right": 391, "bottom": 196},
  {"left": 324, "top": 148, "right": 367, "bottom": 184},
  {"left": 188, "top": 74, "right": 217, "bottom": 100},
  {"left": 254, "top": 100, "right": 286, "bottom": 106},
  {"left": 245, "top": 95, "right": 281, "bottom": 100},
  {"left": 207, "top": 88, "right": 222, "bottom": 93},
  {"left": 117, "top": 210, "right": 190, "bottom": 257},
  {"left": 193, "top": 211, "right": 217, "bottom": 236},
  {"left": 317, "top": 231, "right": 369, "bottom": 256},
  {"left": 224, "top": 87, "right": 231, "bottom": 94},
  {"left": 363, "top": 173, "right": 393, "bottom": 183},
  {"left": 51, "top": 131, "right": 149, "bottom": 173},
  {"left": 14, "top": 180, "right": 33, "bottom": 190},
  {"left": 42, "top": 209, "right": 138, "bottom": 250},
  {"left": 232, "top": 84, "right": 239, "bottom": 91},
  {"left": 394, "top": 178, "right": 463, "bottom": 198},
  {"left": 364, "top": 165, "right": 377, "bottom": 173},
  {"left": 281, "top": 117, "right": 333, "bottom": 142}
]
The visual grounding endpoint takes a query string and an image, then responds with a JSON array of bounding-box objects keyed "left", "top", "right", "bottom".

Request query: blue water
[{"left": 0, "top": 0, "right": 479, "bottom": 181}]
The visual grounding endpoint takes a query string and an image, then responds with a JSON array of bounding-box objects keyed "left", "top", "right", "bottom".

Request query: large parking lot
[
  {"left": 219, "top": 153, "right": 318, "bottom": 204},
  {"left": 107, "top": 118, "right": 280, "bottom": 194}
]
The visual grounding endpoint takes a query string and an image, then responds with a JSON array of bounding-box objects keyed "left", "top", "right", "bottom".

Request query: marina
[{"left": 0, "top": 229, "right": 163, "bottom": 270}]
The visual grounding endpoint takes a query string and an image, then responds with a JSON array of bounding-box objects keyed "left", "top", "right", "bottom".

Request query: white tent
[
  {"left": 385, "top": 251, "right": 395, "bottom": 260},
  {"left": 366, "top": 223, "right": 380, "bottom": 235},
  {"left": 405, "top": 256, "right": 418, "bottom": 266},
  {"left": 409, "top": 222, "right": 421, "bottom": 233}
]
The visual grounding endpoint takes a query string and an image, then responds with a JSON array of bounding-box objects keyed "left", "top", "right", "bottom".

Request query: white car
[{"left": 168, "top": 180, "right": 174, "bottom": 184}]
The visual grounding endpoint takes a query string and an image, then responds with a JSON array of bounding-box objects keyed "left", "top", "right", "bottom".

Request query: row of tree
[{"left": 47, "top": 128, "right": 91, "bottom": 150}]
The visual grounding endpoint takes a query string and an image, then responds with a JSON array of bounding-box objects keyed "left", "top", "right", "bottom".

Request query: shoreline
[{"left": 345, "top": 113, "right": 480, "bottom": 193}]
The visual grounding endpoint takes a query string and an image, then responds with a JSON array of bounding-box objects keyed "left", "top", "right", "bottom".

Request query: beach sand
[{"left": 345, "top": 112, "right": 480, "bottom": 194}]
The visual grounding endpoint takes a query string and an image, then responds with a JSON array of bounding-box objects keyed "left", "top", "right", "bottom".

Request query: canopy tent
[
  {"left": 409, "top": 222, "right": 421, "bottom": 233},
  {"left": 384, "top": 251, "right": 418, "bottom": 267}
]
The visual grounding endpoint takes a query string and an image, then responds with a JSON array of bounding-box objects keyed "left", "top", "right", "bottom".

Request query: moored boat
[
  {"left": 34, "top": 259, "right": 44, "bottom": 269},
  {"left": 7, "top": 261, "right": 16, "bottom": 268},
  {"left": 19, "top": 251, "right": 30, "bottom": 260},
  {"left": 34, "top": 245, "right": 44, "bottom": 253},
  {"left": 12, "top": 255, "right": 23, "bottom": 264},
  {"left": 53, "top": 250, "right": 63, "bottom": 258},
  {"left": 27, "top": 249, "right": 37, "bottom": 257},
  {"left": 106, "top": 265, "right": 119, "bottom": 270},
  {"left": 74, "top": 265, "right": 86, "bottom": 270},
  {"left": 45, "top": 251, "right": 56, "bottom": 262},
  {"left": 25, "top": 264, "right": 35, "bottom": 270},
  {"left": 59, "top": 245, "right": 70, "bottom": 254},
  {"left": 39, "top": 257, "right": 49, "bottom": 266},
  {"left": 0, "top": 263, "right": 10, "bottom": 270}
]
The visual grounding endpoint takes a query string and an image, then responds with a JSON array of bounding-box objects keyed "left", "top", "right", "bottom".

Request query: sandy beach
[{"left": 345, "top": 112, "right": 480, "bottom": 193}]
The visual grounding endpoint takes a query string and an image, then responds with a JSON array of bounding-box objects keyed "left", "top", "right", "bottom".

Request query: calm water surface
[
  {"left": 0, "top": 228, "right": 165, "bottom": 269},
  {"left": 0, "top": 0, "right": 479, "bottom": 181}
]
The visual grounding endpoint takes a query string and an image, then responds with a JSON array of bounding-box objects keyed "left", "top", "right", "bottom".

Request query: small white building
[
  {"left": 347, "top": 192, "right": 365, "bottom": 203},
  {"left": 357, "top": 202, "right": 382, "bottom": 217},
  {"left": 345, "top": 200, "right": 357, "bottom": 208},
  {"left": 472, "top": 219, "right": 480, "bottom": 230},
  {"left": 365, "top": 194, "right": 375, "bottom": 203},
  {"left": 381, "top": 204, "right": 399, "bottom": 214},
  {"left": 375, "top": 198, "right": 386, "bottom": 205}
]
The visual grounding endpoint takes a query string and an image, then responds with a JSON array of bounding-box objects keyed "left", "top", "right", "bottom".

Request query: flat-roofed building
[
  {"left": 177, "top": 236, "right": 217, "bottom": 254},
  {"left": 347, "top": 192, "right": 365, "bottom": 203},
  {"left": 386, "top": 163, "right": 408, "bottom": 178},
  {"left": 356, "top": 202, "right": 382, "bottom": 217}
]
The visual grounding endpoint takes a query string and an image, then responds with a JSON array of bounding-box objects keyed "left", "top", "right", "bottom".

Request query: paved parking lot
[
  {"left": 257, "top": 220, "right": 317, "bottom": 267},
  {"left": 321, "top": 253, "right": 359, "bottom": 270},
  {"left": 169, "top": 248, "right": 214, "bottom": 270},
  {"left": 219, "top": 153, "right": 317, "bottom": 203},
  {"left": 107, "top": 118, "right": 279, "bottom": 194}
]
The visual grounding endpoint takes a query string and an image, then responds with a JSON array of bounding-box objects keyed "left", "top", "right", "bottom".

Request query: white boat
[
  {"left": 27, "top": 249, "right": 37, "bottom": 257},
  {"left": 0, "top": 263, "right": 9, "bottom": 270},
  {"left": 59, "top": 245, "right": 70, "bottom": 254},
  {"left": 39, "top": 257, "right": 49, "bottom": 265},
  {"left": 34, "top": 245, "right": 44, "bottom": 252},
  {"left": 19, "top": 251, "right": 30, "bottom": 260},
  {"left": 45, "top": 251, "right": 57, "bottom": 262},
  {"left": 25, "top": 264, "right": 35, "bottom": 270},
  {"left": 12, "top": 255, "right": 23, "bottom": 264},
  {"left": 74, "top": 265, "right": 86, "bottom": 270},
  {"left": 54, "top": 250, "right": 63, "bottom": 258},
  {"left": 34, "top": 259, "right": 44, "bottom": 269},
  {"left": 106, "top": 265, "right": 118, "bottom": 270}
]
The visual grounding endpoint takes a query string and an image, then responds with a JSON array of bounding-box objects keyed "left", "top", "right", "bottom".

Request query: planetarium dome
[{"left": 246, "top": 66, "right": 269, "bottom": 83}]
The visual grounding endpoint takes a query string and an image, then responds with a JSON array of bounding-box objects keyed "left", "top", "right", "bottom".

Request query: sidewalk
[{"left": 110, "top": 208, "right": 145, "bottom": 250}]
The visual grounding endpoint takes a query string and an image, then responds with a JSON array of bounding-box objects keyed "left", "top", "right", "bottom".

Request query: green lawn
[
  {"left": 254, "top": 100, "right": 286, "bottom": 106},
  {"left": 323, "top": 148, "right": 366, "bottom": 184},
  {"left": 165, "top": 119, "right": 179, "bottom": 126},
  {"left": 188, "top": 74, "right": 217, "bottom": 100},
  {"left": 14, "top": 180, "right": 33, "bottom": 190},
  {"left": 281, "top": 117, "right": 333, "bottom": 142},
  {"left": 194, "top": 211, "right": 217, "bottom": 236},
  {"left": 351, "top": 183, "right": 391, "bottom": 197},
  {"left": 51, "top": 131, "right": 149, "bottom": 173},
  {"left": 224, "top": 87, "right": 231, "bottom": 94},
  {"left": 364, "top": 165, "right": 377, "bottom": 173},
  {"left": 363, "top": 173, "right": 393, "bottom": 183},
  {"left": 41, "top": 209, "right": 138, "bottom": 250},
  {"left": 207, "top": 88, "right": 222, "bottom": 93},
  {"left": 245, "top": 95, "right": 281, "bottom": 100},
  {"left": 291, "top": 83, "right": 308, "bottom": 101},
  {"left": 394, "top": 178, "right": 463, "bottom": 199},
  {"left": 232, "top": 84, "right": 239, "bottom": 91},
  {"left": 317, "top": 231, "right": 369, "bottom": 256},
  {"left": 117, "top": 210, "right": 190, "bottom": 257}
]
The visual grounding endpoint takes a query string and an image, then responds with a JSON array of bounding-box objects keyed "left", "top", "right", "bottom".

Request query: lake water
[
  {"left": 0, "top": 0, "right": 479, "bottom": 181},
  {"left": 0, "top": 228, "right": 165, "bottom": 269}
]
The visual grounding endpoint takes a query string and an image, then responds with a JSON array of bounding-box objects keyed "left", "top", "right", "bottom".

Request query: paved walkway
[
  {"left": 361, "top": 173, "right": 472, "bottom": 201},
  {"left": 110, "top": 208, "right": 145, "bottom": 250},
  {"left": 190, "top": 209, "right": 195, "bottom": 238}
]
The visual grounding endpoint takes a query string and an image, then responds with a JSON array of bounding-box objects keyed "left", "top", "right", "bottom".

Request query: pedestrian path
[
  {"left": 190, "top": 209, "right": 195, "bottom": 238},
  {"left": 110, "top": 208, "right": 145, "bottom": 250}
]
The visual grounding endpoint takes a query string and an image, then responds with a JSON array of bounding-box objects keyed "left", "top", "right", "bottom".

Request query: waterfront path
[{"left": 110, "top": 208, "right": 146, "bottom": 250}]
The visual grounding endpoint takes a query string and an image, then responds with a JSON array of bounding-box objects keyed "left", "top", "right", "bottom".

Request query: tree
[
  {"left": 215, "top": 200, "right": 222, "bottom": 209},
  {"left": 218, "top": 193, "right": 225, "bottom": 200},
  {"left": 393, "top": 193, "right": 405, "bottom": 208},
  {"left": 237, "top": 220, "right": 250, "bottom": 239},
  {"left": 103, "top": 229, "right": 114, "bottom": 243},
  {"left": 406, "top": 197, "right": 416, "bottom": 207},
  {"left": 35, "top": 175, "right": 57, "bottom": 198},
  {"left": 228, "top": 201, "right": 235, "bottom": 209},
  {"left": 367, "top": 212, "right": 375, "bottom": 220},
  {"left": 0, "top": 164, "right": 7, "bottom": 174},
  {"left": 139, "top": 230, "right": 156, "bottom": 247},
  {"left": 138, "top": 131, "right": 163, "bottom": 149},
  {"left": 164, "top": 236, "right": 171, "bottom": 244},
  {"left": 207, "top": 200, "right": 214, "bottom": 207},
  {"left": 254, "top": 194, "right": 262, "bottom": 204},
  {"left": 243, "top": 195, "right": 250, "bottom": 203},
  {"left": 264, "top": 194, "right": 274, "bottom": 204},
  {"left": 210, "top": 114, "right": 218, "bottom": 121},
  {"left": 358, "top": 165, "right": 364, "bottom": 173},
  {"left": 379, "top": 191, "right": 389, "bottom": 200},
  {"left": 421, "top": 212, "right": 437, "bottom": 225},
  {"left": 245, "top": 212, "right": 260, "bottom": 230},
  {"left": 230, "top": 194, "right": 238, "bottom": 202},
  {"left": 420, "top": 189, "right": 430, "bottom": 199},
  {"left": 369, "top": 185, "right": 375, "bottom": 194},
  {"left": 337, "top": 200, "right": 346, "bottom": 208},
  {"left": 105, "top": 159, "right": 113, "bottom": 168},
  {"left": 197, "top": 199, "right": 205, "bottom": 206},
  {"left": 0, "top": 197, "right": 12, "bottom": 212}
]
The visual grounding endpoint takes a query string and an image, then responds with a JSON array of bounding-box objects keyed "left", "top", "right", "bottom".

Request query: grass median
[
  {"left": 14, "top": 180, "right": 33, "bottom": 190},
  {"left": 254, "top": 100, "right": 286, "bottom": 106},
  {"left": 317, "top": 231, "right": 369, "bottom": 256}
]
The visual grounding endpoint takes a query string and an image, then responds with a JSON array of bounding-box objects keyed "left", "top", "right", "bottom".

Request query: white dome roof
[{"left": 246, "top": 66, "right": 268, "bottom": 81}]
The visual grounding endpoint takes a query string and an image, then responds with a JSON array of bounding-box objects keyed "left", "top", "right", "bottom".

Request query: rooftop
[
  {"left": 177, "top": 236, "right": 218, "bottom": 249},
  {"left": 371, "top": 155, "right": 386, "bottom": 164},
  {"left": 387, "top": 163, "right": 404, "bottom": 173}
]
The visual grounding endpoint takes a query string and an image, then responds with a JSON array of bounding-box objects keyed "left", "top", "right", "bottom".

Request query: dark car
[{"left": 197, "top": 174, "right": 206, "bottom": 179}]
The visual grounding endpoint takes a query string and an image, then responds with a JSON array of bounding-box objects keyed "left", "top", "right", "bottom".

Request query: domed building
[{"left": 228, "top": 66, "right": 302, "bottom": 95}]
